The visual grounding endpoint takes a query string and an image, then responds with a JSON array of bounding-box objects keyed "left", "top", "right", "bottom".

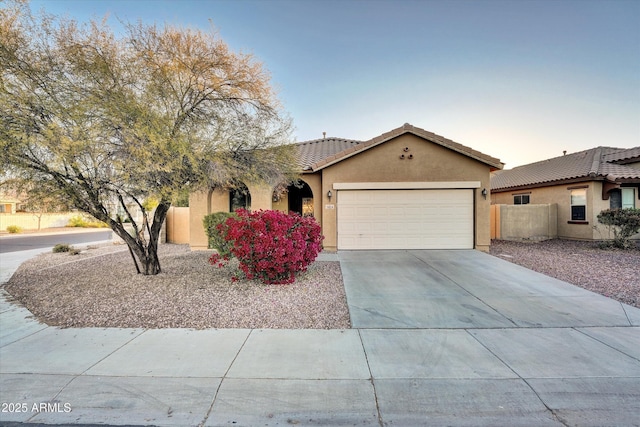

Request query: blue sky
[{"left": 29, "top": 0, "right": 640, "bottom": 168}]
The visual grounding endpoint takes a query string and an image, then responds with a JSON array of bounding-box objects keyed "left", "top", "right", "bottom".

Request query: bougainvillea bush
[{"left": 209, "top": 209, "right": 324, "bottom": 284}]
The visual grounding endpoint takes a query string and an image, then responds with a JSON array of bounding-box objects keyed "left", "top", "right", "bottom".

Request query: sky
[{"left": 27, "top": 0, "right": 640, "bottom": 168}]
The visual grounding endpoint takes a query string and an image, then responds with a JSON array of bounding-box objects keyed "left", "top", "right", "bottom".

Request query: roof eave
[{"left": 491, "top": 176, "right": 604, "bottom": 193}]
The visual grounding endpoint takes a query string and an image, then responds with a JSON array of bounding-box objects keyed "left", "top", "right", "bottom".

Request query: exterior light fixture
[
  {"left": 327, "top": 190, "right": 333, "bottom": 200},
  {"left": 481, "top": 188, "right": 488, "bottom": 199}
]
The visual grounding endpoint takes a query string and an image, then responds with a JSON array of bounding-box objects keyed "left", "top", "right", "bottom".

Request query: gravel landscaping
[
  {"left": 3, "top": 243, "right": 350, "bottom": 329},
  {"left": 490, "top": 239, "right": 639, "bottom": 308},
  {"left": 3, "top": 238, "right": 638, "bottom": 329}
]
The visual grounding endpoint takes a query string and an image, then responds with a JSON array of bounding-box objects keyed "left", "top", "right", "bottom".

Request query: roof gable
[
  {"left": 491, "top": 146, "right": 640, "bottom": 191},
  {"left": 296, "top": 123, "right": 503, "bottom": 172}
]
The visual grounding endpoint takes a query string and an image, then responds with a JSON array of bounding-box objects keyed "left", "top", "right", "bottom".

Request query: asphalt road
[{"left": 0, "top": 230, "right": 113, "bottom": 253}]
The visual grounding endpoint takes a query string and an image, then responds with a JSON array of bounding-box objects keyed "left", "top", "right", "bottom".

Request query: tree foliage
[
  {"left": 0, "top": 1, "right": 296, "bottom": 274},
  {"left": 597, "top": 208, "right": 640, "bottom": 249}
]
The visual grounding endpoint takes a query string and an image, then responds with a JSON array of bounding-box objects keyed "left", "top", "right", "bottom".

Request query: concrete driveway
[
  {"left": 339, "top": 250, "right": 640, "bottom": 425},
  {"left": 1, "top": 249, "right": 639, "bottom": 426},
  {"left": 340, "top": 250, "right": 638, "bottom": 329}
]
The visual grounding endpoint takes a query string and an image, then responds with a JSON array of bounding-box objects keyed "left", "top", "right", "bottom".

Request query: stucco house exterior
[
  {"left": 0, "top": 195, "right": 20, "bottom": 214},
  {"left": 189, "top": 123, "right": 503, "bottom": 252},
  {"left": 491, "top": 146, "right": 640, "bottom": 241}
]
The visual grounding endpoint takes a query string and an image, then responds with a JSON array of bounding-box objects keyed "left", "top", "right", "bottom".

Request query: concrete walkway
[{"left": 0, "top": 249, "right": 639, "bottom": 426}]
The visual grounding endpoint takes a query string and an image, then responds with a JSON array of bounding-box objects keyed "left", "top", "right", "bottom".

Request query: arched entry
[
  {"left": 230, "top": 183, "right": 251, "bottom": 212},
  {"left": 288, "top": 181, "right": 314, "bottom": 217}
]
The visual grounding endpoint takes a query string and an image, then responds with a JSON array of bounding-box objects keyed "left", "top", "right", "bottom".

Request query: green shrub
[
  {"left": 53, "top": 243, "right": 73, "bottom": 253},
  {"left": 67, "top": 215, "right": 88, "bottom": 227},
  {"left": 6, "top": 225, "right": 22, "bottom": 234},
  {"left": 67, "top": 215, "right": 108, "bottom": 228},
  {"left": 203, "top": 211, "right": 237, "bottom": 257},
  {"left": 597, "top": 208, "right": 640, "bottom": 249}
]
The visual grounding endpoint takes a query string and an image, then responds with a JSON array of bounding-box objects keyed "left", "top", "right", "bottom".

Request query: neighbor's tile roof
[
  {"left": 295, "top": 123, "right": 503, "bottom": 172},
  {"left": 491, "top": 146, "right": 640, "bottom": 191},
  {"left": 603, "top": 146, "right": 640, "bottom": 164}
]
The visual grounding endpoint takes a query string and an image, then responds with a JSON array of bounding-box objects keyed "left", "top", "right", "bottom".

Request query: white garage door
[{"left": 337, "top": 189, "right": 473, "bottom": 250}]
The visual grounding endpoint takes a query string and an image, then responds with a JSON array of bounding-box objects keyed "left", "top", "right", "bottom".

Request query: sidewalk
[
  {"left": 1, "top": 249, "right": 639, "bottom": 426},
  {"left": 0, "top": 227, "right": 107, "bottom": 237},
  {"left": 0, "top": 232, "right": 114, "bottom": 284}
]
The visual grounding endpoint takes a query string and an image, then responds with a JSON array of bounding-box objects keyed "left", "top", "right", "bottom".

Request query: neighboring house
[
  {"left": 0, "top": 191, "right": 24, "bottom": 214},
  {"left": 190, "top": 123, "right": 503, "bottom": 252},
  {"left": 491, "top": 146, "right": 640, "bottom": 241},
  {"left": 0, "top": 196, "right": 19, "bottom": 214}
]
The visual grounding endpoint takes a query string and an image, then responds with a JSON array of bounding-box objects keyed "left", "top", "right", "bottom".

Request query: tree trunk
[
  {"left": 143, "top": 201, "right": 170, "bottom": 275},
  {"left": 103, "top": 201, "right": 171, "bottom": 276}
]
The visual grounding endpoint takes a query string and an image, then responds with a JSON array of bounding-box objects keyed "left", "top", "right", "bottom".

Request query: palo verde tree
[{"left": 0, "top": 1, "right": 296, "bottom": 274}]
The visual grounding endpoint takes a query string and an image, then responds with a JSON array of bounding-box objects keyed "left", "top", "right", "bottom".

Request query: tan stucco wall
[
  {"left": 320, "top": 134, "right": 493, "bottom": 251},
  {"left": 0, "top": 212, "right": 79, "bottom": 230},
  {"left": 304, "top": 174, "right": 323, "bottom": 221},
  {"left": 496, "top": 204, "right": 558, "bottom": 241},
  {"left": 166, "top": 206, "right": 190, "bottom": 244},
  {"left": 271, "top": 175, "right": 322, "bottom": 219},
  {"left": 491, "top": 184, "right": 593, "bottom": 239},
  {"left": 190, "top": 176, "right": 325, "bottom": 251},
  {"left": 189, "top": 133, "right": 496, "bottom": 251},
  {"left": 190, "top": 183, "right": 277, "bottom": 250},
  {"left": 492, "top": 182, "right": 639, "bottom": 240},
  {"left": 189, "top": 190, "right": 211, "bottom": 250},
  {"left": 247, "top": 183, "right": 273, "bottom": 211}
]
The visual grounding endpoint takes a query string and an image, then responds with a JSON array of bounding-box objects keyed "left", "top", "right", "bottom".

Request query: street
[{"left": 0, "top": 229, "right": 113, "bottom": 253}]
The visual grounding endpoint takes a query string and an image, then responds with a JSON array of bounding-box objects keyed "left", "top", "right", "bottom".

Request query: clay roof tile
[{"left": 491, "top": 146, "right": 640, "bottom": 191}]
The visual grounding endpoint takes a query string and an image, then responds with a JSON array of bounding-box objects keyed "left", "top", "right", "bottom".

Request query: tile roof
[
  {"left": 491, "top": 146, "right": 640, "bottom": 191},
  {"left": 294, "top": 137, "right": 362, "bottom": 171},
  {"left": 602, "top": 146, "right": 640, "bottom": 164},
  {"left": 295, "top": 123, "right": 503, "bottom": 172}
]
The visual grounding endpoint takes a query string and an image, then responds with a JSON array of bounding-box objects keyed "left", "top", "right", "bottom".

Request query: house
[
  {"left": 189, "top": 123, "right": 503, "bottom": 252},
  {"left": 0, "top": 195, "right": 20, "bottom": 214},
  {"left": 491, "top": 146, "right": 640, "bottom": 240}
]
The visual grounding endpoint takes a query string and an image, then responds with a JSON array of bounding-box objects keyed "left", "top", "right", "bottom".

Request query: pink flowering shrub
[{"left": 208, "top": 209, "right": 324, "bottom": 284}]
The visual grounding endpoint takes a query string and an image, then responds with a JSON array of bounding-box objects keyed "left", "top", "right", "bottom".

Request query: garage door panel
[
  {"left": 356, "top": 223, "right": 373, "bottom": 233},
  {"left": 338, "top": 189, "right": 473, "bottom": 250}
]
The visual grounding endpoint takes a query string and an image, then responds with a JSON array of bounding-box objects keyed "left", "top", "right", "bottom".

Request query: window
[
  {"left": 230, "top": 185, "right": 251, "bottom": 212},
  {"left": 302, "top": 197, "right": 314, "bottom": 217},
  {"left": 570, "top": 188, "right": 586, "bottom": 221},
  {"left": 610, "top": 188, "right": 636, "bottom": 209},
  {"left": 609, "top": 190, "right": 622, "bottom": 209},
  {"left": 622, "top": 188, "right": 635, "bottom": 209},
  {"left": 514, "top": 194, "right": 530, "bottom": 205}
]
